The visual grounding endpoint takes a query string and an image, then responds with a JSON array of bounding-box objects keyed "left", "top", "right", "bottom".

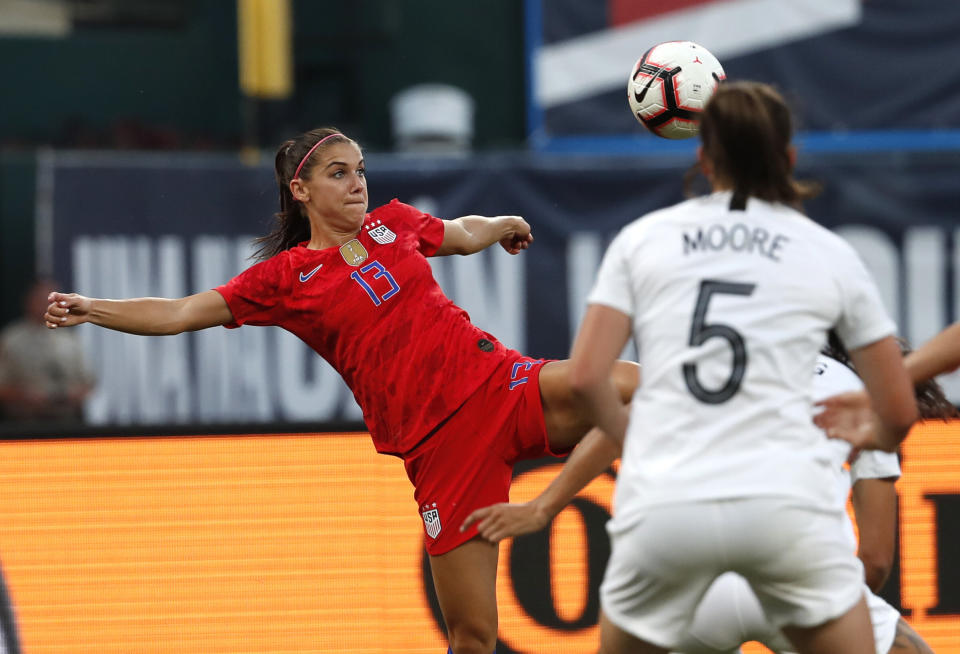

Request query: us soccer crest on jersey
[
  {"left": 365, "top": 219, "right": 397, "bottom": 245},
  {"left": 421, "top": 502, "right": 442, "bottom": 539}
]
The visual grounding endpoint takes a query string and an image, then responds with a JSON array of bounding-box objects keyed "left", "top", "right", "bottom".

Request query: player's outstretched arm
[
  {"left": 461, "top": 428, "right": 621, "bottom": 542},
  {"left": 44, "top": 289, "right": 234, "bottom": 336},
  {"left": 435, "top": 215, "right": 533, "bottom": 256},
  {"left": 904, "top": 321, "right": 960, "bottom": 384}
]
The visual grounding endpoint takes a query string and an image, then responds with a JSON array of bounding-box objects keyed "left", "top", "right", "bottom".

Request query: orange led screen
[{"left": 0, "top": 422, "right": 956, "bottom": 653}]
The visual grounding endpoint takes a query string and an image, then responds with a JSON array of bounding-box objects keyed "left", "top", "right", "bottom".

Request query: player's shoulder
[
  {"left": 369, "top": 198, "right": 425, "bottom": 223},
  {"left": 260, "top": 246, "right": 297, "bottom": 268},
  {"left": 236, "top": 247, "right": 298, "bottom": 284},
  {"left": 812, "top": 353, "right": 864, "bottom": 400},
  {"left": 778, "top": 208, "right": 857, "bottom": 257},
  {"left": 366, "top": 199, "right": 440, "bottom": 239}
]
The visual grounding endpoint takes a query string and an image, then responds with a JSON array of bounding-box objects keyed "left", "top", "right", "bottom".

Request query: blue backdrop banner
[
  {"left": 526, "top": 0, "right": 960, "bottom": 148},
  {"left": 46, "top": 149, "right": 960, "bottom": 424}
]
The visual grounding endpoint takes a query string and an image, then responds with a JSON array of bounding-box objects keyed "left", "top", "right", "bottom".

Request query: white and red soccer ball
[{"left": 628, "top": 41, "right": 726, "bottom": 140}]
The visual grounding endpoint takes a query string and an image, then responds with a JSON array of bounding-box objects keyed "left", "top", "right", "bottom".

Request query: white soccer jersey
[
  {"left": 814, "top": 354, "right": 902, "bottom": 549},
  {"left": 673, "top": 357, "right": 903, "bottom": 654},
  {"left": 588, "top": 191, "right": 896, "bottom": 520}
]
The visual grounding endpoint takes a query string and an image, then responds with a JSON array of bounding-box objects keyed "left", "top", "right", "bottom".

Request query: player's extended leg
[
  {"left": 428, "top": 536, "right": 499, "bottom": 654},
  {"left": 888, "top": 618, "right": 935, "bottom": 654},
  {"left": 598, "top": 611, "right": 669, "bottom": 654},
  {"left": 780, "top": 597, "right": 875, "bottom": 654},
  {"left": 538, "top": 359, "right": 639, "bottom": 452}
]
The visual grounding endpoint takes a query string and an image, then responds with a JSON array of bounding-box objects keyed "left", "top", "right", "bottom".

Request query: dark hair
[
  {"left": 685, "top": 81, "right": 819, "bottom": 210},
  {"left": 252, "top": 127, "right": 355, "bottom": 261},
  {"left": 823, "top": 331, "right": 958, "bottom": 421}
]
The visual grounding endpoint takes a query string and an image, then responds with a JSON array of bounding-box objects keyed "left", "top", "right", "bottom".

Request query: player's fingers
[
  {"left": 813, "top": 397, "right": 840, "bottom": 410},
  {"left": 477, "top": 516, "right": 509, "bottom": 543},
  {"left": 44, "top": 306, "right": 70, "bottom": 327},
  {"left": 461, "top": 507, "right": 492, "bottom": 532},
  {"left": 475, "top": 520, "right": 498, "bottom": 541},
  {"left": 49, "top": 291, "right": 76, "bottom": 307},
  {"left": 812, "top": 412, "right": 832, "bottom": 429},
  {"left": 46, "top": 302, "right": 69, "bottom": 317}
]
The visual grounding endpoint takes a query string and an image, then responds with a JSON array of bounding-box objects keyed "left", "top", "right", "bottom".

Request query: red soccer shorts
[{"left": 402, "top": 354, "right": 565, "bottom": 556}]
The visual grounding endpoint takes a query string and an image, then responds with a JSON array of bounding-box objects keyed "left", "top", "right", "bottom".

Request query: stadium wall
[{"left": 0, "top": 422, "right": 956, "bottom": 653}]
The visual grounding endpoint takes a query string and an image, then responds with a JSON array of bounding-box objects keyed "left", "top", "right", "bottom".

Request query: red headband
[{"left": 293, "top": 133, "right": 343, "bottom": 180}]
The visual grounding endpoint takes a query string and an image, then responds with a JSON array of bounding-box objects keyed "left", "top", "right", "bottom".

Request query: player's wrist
[{"left": 533, "top": 495, "right": 564, "bottom": 526}]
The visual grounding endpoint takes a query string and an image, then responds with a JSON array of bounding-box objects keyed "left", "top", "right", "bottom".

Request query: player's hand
[
  {"left": 498, "top": 217, "right": 533, "bottom": 255},
  {"left": 460, "top": 501, "right": 551, "bottom": 543},
  {"left": 45, "top": 292, "right": 92, "bottom": 329},
  {"left": 814, "top": 390, "right": 880, "bottom": 450}
]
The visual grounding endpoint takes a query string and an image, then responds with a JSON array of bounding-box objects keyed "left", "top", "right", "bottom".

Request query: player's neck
[
  {"left": 305, "top": 222, "right": 362, "bottom": 251},
  {"left": 710, "top": 177, "right": 734, "bottom": 193}
]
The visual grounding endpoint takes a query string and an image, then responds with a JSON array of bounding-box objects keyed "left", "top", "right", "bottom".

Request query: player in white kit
[
  {"left": 567, "top": 82, "right": 917, "bottom": 654},
  {"left": 672, "top": 338, "right": 949, "bottom": 654}
]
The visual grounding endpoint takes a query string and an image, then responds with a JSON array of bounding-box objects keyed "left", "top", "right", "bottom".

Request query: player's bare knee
[{"left": 446, "top": 619, "right": 496, "bottom": 654}]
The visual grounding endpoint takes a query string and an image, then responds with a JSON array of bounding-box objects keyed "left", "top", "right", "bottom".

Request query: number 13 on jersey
[
  {"left": 351, "top": 261, "right": 400, "bottom": 306},
  {"left": 683, "top": 279, "right": 757, "bottom": 404}
]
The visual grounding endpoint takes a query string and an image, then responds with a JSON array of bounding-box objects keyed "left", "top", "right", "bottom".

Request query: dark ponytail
[
  {"left": 252, "top": 127, "right": 353, "bottom": 261},
  {"left": 686, "top": 81, "right": 819, "bottom": 210}
]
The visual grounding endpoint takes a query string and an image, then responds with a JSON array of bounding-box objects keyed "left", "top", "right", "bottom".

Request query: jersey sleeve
[
  {"left": 381, "top": 198, "right": 445, "bottom": 256},
  {"left": 586, "top": 227, "right": 636, "bottom": 317},
  {"left": 214, "top": 255, "right": 291, "bottom": 329},
  {"left": 850, "top": 450, "right": 902, "bottom": 483},
  {"left": 833, "top": 246, "right": 897, "bottom": 350}
]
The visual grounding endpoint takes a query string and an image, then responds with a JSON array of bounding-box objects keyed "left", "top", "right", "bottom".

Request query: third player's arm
[
  {"left": 904, "top": 321, "right": 960, "bottom": 383},
  {"left": 851, "top": 476, "right": 898, "bottom": 592},
  {"left": 45, "top": 289, "right": 234, "bottom": 335}
]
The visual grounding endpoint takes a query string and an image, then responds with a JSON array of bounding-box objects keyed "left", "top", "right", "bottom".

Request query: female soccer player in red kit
[{"left": 44, "top": 127, "right": 639, "bottom": 654}]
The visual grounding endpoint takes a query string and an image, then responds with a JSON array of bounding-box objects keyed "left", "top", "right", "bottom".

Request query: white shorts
[
  {"left": 600, "top": 498, "right": 865, "bottom": 650},
  {"left": 672, "top": 573, "right": 901, "bottom": 654}
]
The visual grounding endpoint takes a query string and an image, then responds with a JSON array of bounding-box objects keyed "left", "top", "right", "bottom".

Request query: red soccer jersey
[{"left": 215, "top": 199, "right": 514, "bottom": 455}]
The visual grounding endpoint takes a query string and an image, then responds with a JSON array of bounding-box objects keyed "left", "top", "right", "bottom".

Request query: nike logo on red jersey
[{"left": 299, "top": 264, "right": 323, "bottom": 282}]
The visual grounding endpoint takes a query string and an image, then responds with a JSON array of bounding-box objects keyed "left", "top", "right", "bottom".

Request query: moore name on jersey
[{"left": 682, "top": 222, "right": 790, "bottom": 262}]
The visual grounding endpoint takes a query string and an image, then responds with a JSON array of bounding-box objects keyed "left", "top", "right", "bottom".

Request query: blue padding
[{"left": 534, "top": 129, "right": 960, "bottom": 155}]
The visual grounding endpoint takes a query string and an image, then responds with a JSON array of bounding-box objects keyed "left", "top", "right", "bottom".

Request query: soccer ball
[{"left": 627, "top": 41, "right": 725, "bottom": 140}]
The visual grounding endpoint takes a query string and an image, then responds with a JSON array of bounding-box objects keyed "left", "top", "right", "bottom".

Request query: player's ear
[
  {"left": 787, "top": 145, "right": 797, "bottom": 171},
  {"left": 290, "top": 178, "right": 309, "bottom": 203}
]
